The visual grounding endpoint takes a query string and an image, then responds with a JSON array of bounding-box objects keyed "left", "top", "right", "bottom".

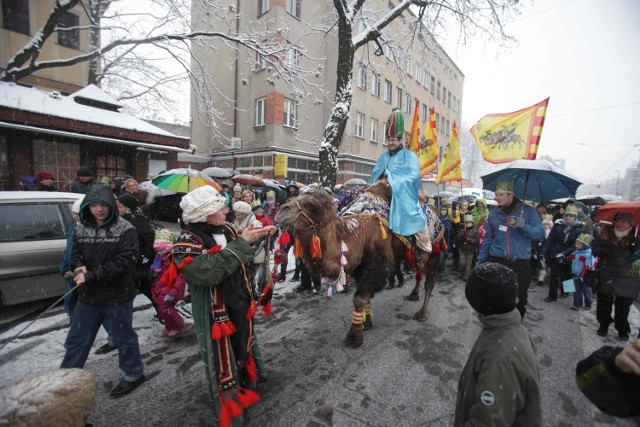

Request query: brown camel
[{"left": 275, "top": 180, "right": 444, "bottom": 348}]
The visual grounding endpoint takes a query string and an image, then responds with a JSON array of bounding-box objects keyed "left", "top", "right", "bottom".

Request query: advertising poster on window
[{"left": 274, "top": 154, "right": 287, "bottom": 178}]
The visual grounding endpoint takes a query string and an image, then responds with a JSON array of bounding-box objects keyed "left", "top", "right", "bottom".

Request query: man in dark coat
[
  {"left": 60, "top": 185, "right": 145, "bottom": 398},
  {"left": 70, "top": 166, "right": 101, "bottom": 194}
]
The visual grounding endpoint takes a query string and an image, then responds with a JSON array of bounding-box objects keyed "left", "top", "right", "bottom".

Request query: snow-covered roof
[{"left": 0, "top": 82, "right": 183, "bottom": 139}]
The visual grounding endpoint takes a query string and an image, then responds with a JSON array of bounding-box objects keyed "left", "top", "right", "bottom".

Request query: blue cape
[{"left": 371, "top": 148, "right": 425, "bottom": 236}]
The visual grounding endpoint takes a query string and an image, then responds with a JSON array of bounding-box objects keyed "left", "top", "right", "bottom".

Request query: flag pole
[{"left": 520, "top": 171, "right": 530, "bottom": 217}]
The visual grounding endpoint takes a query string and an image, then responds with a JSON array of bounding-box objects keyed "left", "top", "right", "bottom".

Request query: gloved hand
[
  {"left": 514, "top": 218, "right": 525, "bottom": 228},
  {"left": 164, "top": 294, "right": 175, "bottom": 302},
  {"left": 555, "top": 253, "right": 566, "bottom": 261}
]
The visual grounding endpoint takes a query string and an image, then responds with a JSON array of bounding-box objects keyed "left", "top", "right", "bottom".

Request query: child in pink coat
[{"left": 150, "top": 232, "right": 185, "bottom": 337}]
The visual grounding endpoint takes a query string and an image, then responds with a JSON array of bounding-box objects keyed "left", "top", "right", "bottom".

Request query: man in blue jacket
[{"left": 477, "top": 181, "right": 545, "bottom": 318}]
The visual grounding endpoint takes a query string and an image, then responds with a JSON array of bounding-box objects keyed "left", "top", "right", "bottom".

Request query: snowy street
[{"left": 1, "top": 255, "right": 639, "bottom": 426}]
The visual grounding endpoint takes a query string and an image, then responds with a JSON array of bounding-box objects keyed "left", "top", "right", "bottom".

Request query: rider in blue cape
[{"left": 371, "top": 108, "right": 425, "bottom": 237}]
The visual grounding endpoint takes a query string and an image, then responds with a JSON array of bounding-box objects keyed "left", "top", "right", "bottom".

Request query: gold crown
[
  {"left": 564, "top": 204, "right": 579, "bottom": 216},
  {"left": 576, "top": 233, "right": 593, "bottom": 247},
  {"left": 464, "top": 214, "right": 474, "bottom": 223},
  {"left": 495, "top": 181, "right": 514, "bottom": 193}
]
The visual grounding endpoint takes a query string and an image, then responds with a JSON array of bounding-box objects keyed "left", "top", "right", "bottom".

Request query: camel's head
[
  {"left": 367, "top": 179, "right": 392, "bottom": 203},
  {"left": 275, "top": 187, "right": 336, "bottom": 232}
]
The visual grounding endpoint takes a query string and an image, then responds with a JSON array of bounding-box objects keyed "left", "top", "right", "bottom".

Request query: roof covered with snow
[{"left": 0, "top": 82, "right": 185, "bottom": 139}]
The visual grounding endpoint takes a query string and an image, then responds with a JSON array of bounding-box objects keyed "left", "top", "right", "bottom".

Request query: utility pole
[{"left": 615, "top": 170, "right": 620, "bottom": 196}]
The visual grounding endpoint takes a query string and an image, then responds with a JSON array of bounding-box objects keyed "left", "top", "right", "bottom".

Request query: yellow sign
[{"left": 274, "top": 154, "right": 288, "bottom": 178}]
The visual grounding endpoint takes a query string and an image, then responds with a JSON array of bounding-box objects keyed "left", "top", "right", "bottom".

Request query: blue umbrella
[{"left": 481, "top": 159, "right": 582, "bottom": 203}]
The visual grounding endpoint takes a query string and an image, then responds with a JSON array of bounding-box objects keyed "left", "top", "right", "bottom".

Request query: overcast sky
[{"left": 443, "top": 0, "right": 640, "bottom": 186}]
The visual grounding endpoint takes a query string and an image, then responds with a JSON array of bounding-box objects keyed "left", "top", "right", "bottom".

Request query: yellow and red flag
[
  {"left": 435, "top": 121, "right": 462, "bottom": 184},
  {"left": 470, "top": 97, "right": 550, "bottom": 164},
  {"left": 419, "top": 107, "right": 439, "bottom": 175},
  {"left": 407, "top": 100, "right": 421, "bottom": 153}
]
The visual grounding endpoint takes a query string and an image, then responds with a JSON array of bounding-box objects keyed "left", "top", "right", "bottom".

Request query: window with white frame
[
  {"left": 385, "top": 45, "right": 393, "bottom": 60},
  {"left": 423, "top": 71, "right": 429, "bottom": 88},
  {"left": 453, "top": 96, "right": 457, "bottom": 113},
  {"left": 286, "top": 0, "right": 301, "bottom": 18},
  {"left": 406, "top": 58, "right": 412, "bottom": 76},
  {"left": 370, "top": 118, "right": 378, "bottom": 142},
  {"left": 255, "top": 51, "right": 267, "bottom": 71},
  {"left": 371, "top": 73, "right": 381, "bottom": 97},
  {"left": 284, "top": 98, "right": 298, "bottom": 128},
  {"left": 437, "top": 81, "right": 441, "bottom": 100},
  {"left": 285, "top": 46, "right": 300, "bottom": 68},
  {"left": 405, "top": 94, "right": 412, "bottom": 114},
  {"left": 436, "top": 112, "right": 440, "bottom": 132},
  {"left": 383, "top": 79, "right": 392, "bottom": 103},
  {"left": 258, "top": 0, "right": 269, "bottom": 15},
  {"left": 382, "top": 123, "right": 387, "bottom": 145},
  {"left": 430, "top": 76, "right": 435, "bottom": 95},
  {"left": 355, "top": 112, "right": 365, "bottom": 138},
  {"left": 422, "top": 103, "right": 428, "bottom": 122},
  {"left": 357, "top": 66, "right": 367, "bottom": 90},
  {"left": 442, "top": 85, "right": 447, "bottom": 104},
  {"left": 255, "top": 97, "right": 266, "bottom": 126},
  {"left": 415, "top": 64, "right": 421, "bottom": 81},
  {"left": 395, "top": 87, "right": 402, "bottom": 109},
  {"left": 448, "top": 91, "right": 452, "bottom": 109}
]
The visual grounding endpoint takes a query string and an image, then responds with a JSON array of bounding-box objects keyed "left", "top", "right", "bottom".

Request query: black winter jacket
[
  {"left": 121, "top": 210, "right": 156, "bottom": 278},
  {"left": 73, "top": 185, "right": 139, "bottom": 305},
  {"left": 542, "top": 219, "right": 585, "bottom": 261}
]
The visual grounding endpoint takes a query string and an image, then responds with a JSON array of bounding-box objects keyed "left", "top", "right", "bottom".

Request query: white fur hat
[
  {"left": 180, "top": 186, "right": 227, "bottom": 223},
  {"left": 233, "top": 201, "right": 252, "bottom": 215}
]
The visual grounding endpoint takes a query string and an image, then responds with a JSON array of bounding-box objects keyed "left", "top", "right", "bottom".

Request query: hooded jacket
[
  {"left": 592, "top": 224, "right": 640, "bottom": 299},
  {"left": 471, "top": 198, "right": 490, "bottom": 225},
  {"left": 72, "top": 185, "right": 139, "bottom": 305}
]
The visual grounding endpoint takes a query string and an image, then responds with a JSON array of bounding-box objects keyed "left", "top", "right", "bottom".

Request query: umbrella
[
  {"left": 344, "top": 178, "right": 368, "bottom": 187},
  {"left": 152, "top": 167, "right": 221, "bottom": 193},
  {"left": 138, "top": 180, "right": 176, "bottom": 198},
  {"left": 480, "top": 159, "right": 582, "bottom": 203},
  {"left": 202, "top": 167, "right": 236, "bottom": 179},
  {"left": 430, "top": 191, "right": 455, "bottom": 199},
  {"left": 231, "top": 174, "right": 265, "bottom": 187},
  {"left": 576, "top": 194, "right": 619, "bottom": 206},
  {"left": 594, "top": 201, "right": 640, "bottom": 225},
  {"left": 262, "top": 179, "right": 286, "bottom": 195}
]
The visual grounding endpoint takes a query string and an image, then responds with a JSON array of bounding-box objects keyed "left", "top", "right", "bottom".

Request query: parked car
[{"left": 0, "top": 191, "right": 83, "bottom": 306}]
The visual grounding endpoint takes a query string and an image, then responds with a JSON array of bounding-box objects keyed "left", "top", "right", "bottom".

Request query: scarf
[{"left": 614, "top": 228, "right": 631, "bottom": 239}]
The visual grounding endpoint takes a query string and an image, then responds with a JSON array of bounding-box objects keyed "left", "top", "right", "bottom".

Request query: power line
[{"left": 547, "top": 101, "right": 640, "bottom": 118}]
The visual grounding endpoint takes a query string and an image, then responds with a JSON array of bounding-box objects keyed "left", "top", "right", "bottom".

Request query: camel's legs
[
  {"left": 413, "top": 252, "right": 441, "bottom": 322},
  {"left": 344, "top": 290, "right": 372, "bottom": 348}
]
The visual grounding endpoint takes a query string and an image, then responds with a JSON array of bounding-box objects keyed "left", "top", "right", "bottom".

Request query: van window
[{"left": 0, "top": 203, "right": 67, "bottom": 242}]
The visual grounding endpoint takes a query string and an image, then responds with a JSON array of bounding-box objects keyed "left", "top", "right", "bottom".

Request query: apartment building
[{"left": 191, "top": 0, "right": 464, "bottom": 184}]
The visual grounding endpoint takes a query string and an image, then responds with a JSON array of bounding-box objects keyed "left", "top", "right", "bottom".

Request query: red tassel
[
  {"left": 245, "top": 300, "right": 258, "bottom": 319},
  {"left": 177, "top": 255, "right": 193, "bottom": 270},
  {"left": 225, "top": 399, "right": 242, "bottom": 418},
  {"left": 406, "top": 250, "right": 416, "bottom": 269},
  {"left": 416, "top": 269, "right": 423, "bottom": 282},
  {"left": 160, "top": 262, "right": 178, "bottom": 290},
  {"left": 219, "top": 321, "right": 232, "bottom": 337},
  {"left": 211, "top": 323, "right": 222, "bottom": 341},
  {"left": 237, "top": 388, "right": 260, "bottom": 408},
  {"left": 310, "top": 234, "right": 322, "bottom": 258},
  {"left": 207, "top": 245, "right": 222, "bottom": 255},
  {"left": 218, "top": 402, "right": 231, "bottom": 427},
  {"left": 225, "top": 320, "right": 236, "bottom": 335},
  {"left": 278, "top": 230, "right": 291, "bottom": 245},
  {"left": 262, "top": 302, "right": 272, "bottom": 316},
  {"left": 262, "top": 283, "right": 271, "bottom": 295},
  {"left": 245, "top": 355, "right": 258, "bottom": 382}
]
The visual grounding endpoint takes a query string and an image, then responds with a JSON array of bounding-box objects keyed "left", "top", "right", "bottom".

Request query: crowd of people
[{"left": 23, "top": 133, "right": 638, "bottom": 424}]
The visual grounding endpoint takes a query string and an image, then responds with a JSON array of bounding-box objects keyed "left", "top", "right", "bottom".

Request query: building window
[
  {"left": 382, "top": 124, "right": 387, "bottom": 145},
  {"left": 385, "top": 45, "right": 393, "bottom": 60},
  {"left": 370, "top": 118, "right": 378, "bottom": 142},
  {"left": 32, "top": 139, "right": 80, "bottom": 192},
  {"left": 423, "top": 71, "right": 429, "bottom": 89},
  {"left": 383, "top": 79, "right": 392, "bottom": 103},
  {"left": 286, "top": 0, "right": 301, "bottom": 19},
  {"left": 395, "top": 87, "right": 402, "bottom": 109},
  {"left": 95, "top": 153, "right": 128, "bottom": 182},
  {"left": 442, "top": 86, "right": 447, "bottom": 104},
  {"left": 405, "top": 94, "right": 412, "bottom": 114},
  {"left": 2, "top": 0, "right": 29, "bottom": 35},
  {"left": 255, "top": 51, "right": 267, "bottom": 71},
  {"left": 448, "top": 90, "right": 452, "bottom": 109},
  {"left": 258, "top": 0, "right": 269, "bottom": 15},
  {"left": 422, "top": 103, "right": 428, "bottom": 122},
  {"left": 371, "top": 73, "right": 380, "bottom": 97},
  {"left": 255, "top": 97, "right": 266, "bottom": 127},
  {"left": 405, "top": 58, "right": 412, "bottom": 77},
  {"left": 356, "top": 66, "right": 367, "bottom": 90},
  {"left": 355, "top": 112, "right": 365, "bottom": 138},
  {"left": 285, "top": 46, "right": 300, "bottom": 68},
  {"left": 58, "top": 12, "right": 80, "bottom": 50},
  {"left": 430, "top": 76, "right": 435, "bottom": 95},
  {"left": 284, "top": 98, "right": 298, "bottom": 128},
  {"left": 436, "top": 112, "right": 440, "bottom": 133},
  {"left": 437, "top": 80, "right": 441, "bottom": 100},
  {"left": 453, "top": 96, "right": 457, "bottom": 113}
]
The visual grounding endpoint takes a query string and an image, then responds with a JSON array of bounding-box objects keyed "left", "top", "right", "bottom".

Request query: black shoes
[
  {"left": 597, "top": 325, "right": 608, "bottom": 336},
  {"left": 544, "top": 297, "right": 556, "bottom": 302},
  {"left": 290, "top": 276, "right": 300, "bottom": 282},
  {"left": 293, "top": 284, "right": 310, "bottom": 293},
  {"left": 110, "top": 375, "right": 145, "bottom": 398},
  {"left": 95, "top": 343, "right": 117, "bottom": 354},
  {"left": 537, "top": 281, "right": 544, "bottom": 286},
  {"left": 618, "top": 332, "right": 629, "bottom": 341}
]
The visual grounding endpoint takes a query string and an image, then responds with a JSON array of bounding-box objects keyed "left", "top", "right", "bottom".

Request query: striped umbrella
[{"left": 152, "top": 167, "right": 221, "bottom": 193}]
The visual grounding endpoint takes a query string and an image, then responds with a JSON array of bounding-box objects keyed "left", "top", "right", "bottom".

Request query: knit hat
[
  {"left": 495, "top": 181, "right": 514, "bottom": 193},
  {"left": 180, "top": 186, "right": 227, "bottom": 223},
  {"left": 564, "top": 204, "right": 579, "bottom": 217},
  {"left": 573, "top": 201, "right": 586, "bottom": 212},
  {"left": 153, "top": 228, "right": 175, "bottom": 253},
  {"left": 233, "top": 201, "right": 252, "bottom": 215},
  {"left": 72, "top": 197, "right": 84, "bottom": 215},
  {"left": 385, "top": 108, "right": 404, "bottom": 140},
  {"left": 465, "top": 263, "right": 517, "bottom": 316},
  {"left": 575, "top": 233, "right": 593, "bottom": 247},
  {"left": 464, "top": 214, "right": 474, "bottom": 224},
  {"left": 36, "top": 171, "right": 54, "bottom": 182},
  {"left": 117, "top": 194, "right": 138, "bottom": 211},
  {"left": 76, "top": 166, "right": 92, "bottom": 177},
  {"left": 233, "top": 184, "right": 242, "bottom": 193},
  {"left": 252, "top": 204, "right": 264, "bottom": 213},
  {"left": 613, "top": 211, "right": 635, "bottom": 226}
]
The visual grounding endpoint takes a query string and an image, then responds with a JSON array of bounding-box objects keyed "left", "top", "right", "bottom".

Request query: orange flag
[
  {"left": 419, "top": 107, "right": 439, "bottom": 176},
  {"left": 470, "top": 97, "right": 550, "bottom": 164},
  {"left": 407, "top": 100, "right": 421, "bottom": 153},
  {"left": 435, "top": 121, "right": 462, "bottom": 184}
]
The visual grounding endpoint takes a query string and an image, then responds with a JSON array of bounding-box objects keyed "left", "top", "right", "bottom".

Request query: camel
[{"left": 275, "top": 180, "right": 444, "bottom": 348}]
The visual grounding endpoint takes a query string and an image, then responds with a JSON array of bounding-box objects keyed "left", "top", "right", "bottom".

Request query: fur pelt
[{"left": 0, "top": 368, "right": 96, "bottom": 426}]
